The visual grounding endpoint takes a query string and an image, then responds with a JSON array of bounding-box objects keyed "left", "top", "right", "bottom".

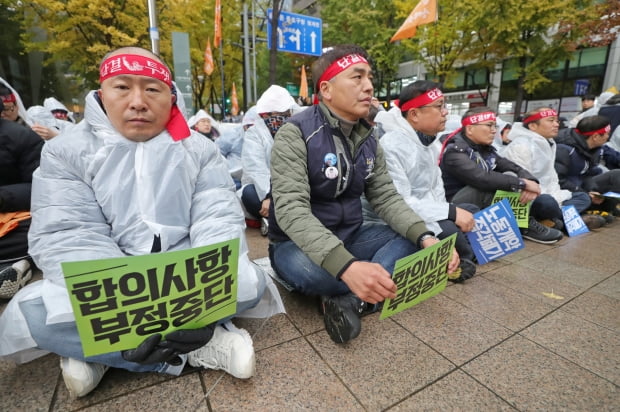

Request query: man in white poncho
[{"left": 0, "top": 47, "right": 282, "bottom": 398}]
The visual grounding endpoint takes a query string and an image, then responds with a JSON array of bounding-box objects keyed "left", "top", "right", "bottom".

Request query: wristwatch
[{"left": 418, "top": 233, "right": 438, "bottom": 248}]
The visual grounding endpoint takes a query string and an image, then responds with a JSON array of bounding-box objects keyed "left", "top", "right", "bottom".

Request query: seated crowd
[{"left": 0, "top": 44, "right": 618, "bottom": 399}]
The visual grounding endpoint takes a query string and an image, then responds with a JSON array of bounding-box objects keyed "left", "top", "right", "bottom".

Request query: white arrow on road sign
[{"left": 289, "top": 29, "right": 301, "bottom": 50}]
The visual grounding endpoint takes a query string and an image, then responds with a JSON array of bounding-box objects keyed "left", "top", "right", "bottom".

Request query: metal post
[
  {"left": 243, "top": 2, "right": 252, "bottom": 109},
  {"left": 219, "top": 45, "right": 226, "bottom": 120},
  {"left": 252, "top": 0, "right": 257, "bottom": 103},
  {"left": 147, "top": 0, "right": 160, "bottom": 55}
]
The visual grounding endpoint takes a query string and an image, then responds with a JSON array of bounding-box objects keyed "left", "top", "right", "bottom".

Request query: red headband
[
  {"left": 399, "top": 88, "right": 443, "bottom": 112},
  {"left": 0, "top": 93, "right": 16, "bottom": 103},
  {"left": 578, "top": 124, "right": 611, "bottom": 136},
  {"left": 100, "top": 54, "right": 172, "bottom": 86},
  {"left": 522, "top": 109, "right": 557, "bottom": 124},
  {"left": 99, "top": 54, "right": 189, "bottom": 141},
  {"left": 316, "top": 53, "right": 369, "bottom": 92},
  {"left": 462, "top": 111, "right": 496, "bottom": 126}
]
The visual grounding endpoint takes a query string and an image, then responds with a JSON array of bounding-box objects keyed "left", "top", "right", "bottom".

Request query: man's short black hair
[
  {"left": 581, "top": 93, "right": 595, "bottom": 101},
  {"left": 312, "top": 44, "right": 369, "bottom": 94},
  {"left": 398, "top": 80, "right": 442, "bottom": 118},
  {"left": 576, "top": 115, "right": 610, "bottom": 138}
]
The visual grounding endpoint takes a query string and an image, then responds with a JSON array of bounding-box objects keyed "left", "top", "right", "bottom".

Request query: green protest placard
[
  {"left": 492, "top": 190, "right": 529, "bottom": 228},
  {"left": 380, "top": 234, "right": 456, "bottom": 320},
  {"left": 62, "top": 239, "right": 239, "bottom": 357}
]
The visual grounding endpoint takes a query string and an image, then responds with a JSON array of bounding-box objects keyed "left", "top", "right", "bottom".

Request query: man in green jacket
[{"left": 268, "top": 44, "right": 459, "bottom": 344}]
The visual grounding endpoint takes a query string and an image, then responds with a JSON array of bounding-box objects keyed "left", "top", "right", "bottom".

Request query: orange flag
[
  {"left": 390, "top": 0, "right": 437, "bottom": 42},
  {"left": 231, "top": 82, "right": 239, "bottom": 116},
  {"left": 204, "top": 38, "right": 214, "bottom": 75},
  {"left": 299, "top": 66, "right": 308, "bottom": 99},
  {"left": 214, "top": 0, "right": 222, "bottom": 48}
]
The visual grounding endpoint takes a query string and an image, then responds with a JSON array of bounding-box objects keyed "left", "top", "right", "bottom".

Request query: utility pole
[
  {"left": 242, "top": 2, "right": 252, "bottom": 109},
  {"left": 147, "top": 0, "right": 159, "bottom": 55}
]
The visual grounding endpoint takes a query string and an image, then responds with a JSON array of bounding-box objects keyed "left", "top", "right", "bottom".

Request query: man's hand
[
  {"left": 259, "top": 198, "right": 270, "bottom": 217},
  {"left": 518, "top": 179, "right": 541, "bottom": 204},
  {"left": 522, "top": 179, "right": 541, "bottom": 195},
  {"left": 454, "top": 207, "right": 475, "bottom": 232},
  {"left": 340, "top": 261, "right": 397, "bottom": 304},
  {"left": 589, "top": 191, "right": 604, "bottom": 205},
  {"left": 160, "top": 324, "right": 215, "bottom": 353},
  {"left": 31, "top": 124, "right": 59, "bottom": 140},
  {"left": 121, "top": 334, "right": 177, "bottom": 365},
  {"left": 421, "top": 237, "right": 460, "bottom": 274}
]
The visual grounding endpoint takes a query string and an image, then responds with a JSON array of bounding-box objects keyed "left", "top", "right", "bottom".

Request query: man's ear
[
  {"left": 319, "top": 81, "right": 331, "bottom": 101},
  {"left": 171, "top": 93, "right": 177, "bottom": 104},
  {"left": 97, "top": 89, "right": 103, "bottom": 103}
]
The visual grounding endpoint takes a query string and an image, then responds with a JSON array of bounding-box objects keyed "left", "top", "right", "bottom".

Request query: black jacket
[
  {"left": 0, "top": 119, "right": 43, "bottom": 212},
  {"left": 440, "top": 132, "right": 537, "bottom": 201},
  {"left": 554, "top": 128, "right": 602, "bottom": 192}
]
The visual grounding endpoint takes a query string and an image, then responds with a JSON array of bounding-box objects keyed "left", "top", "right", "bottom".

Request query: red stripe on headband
[
  {"left": 0, "top": 93, "right": 16, "bottom": 103},
  {"left": 100, "top": 54, "right": 172, "bottom": 87},
  {"left": 522, "top": 109, "right": 557, "bottom": 124},
  {"left": 399, "top": 88, "right": 443, "bottom": 112},
  {"left": 462, "top": 111, "right": 496, "bottom": 126},
  {"left": 316, "top": 54, "right": 369, "bottom": 92},
  {"left": 578, "top": 124, "right": 611, "bottom": 136}
]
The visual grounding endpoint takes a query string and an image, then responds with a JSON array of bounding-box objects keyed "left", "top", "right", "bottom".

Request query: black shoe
[
  {"left": 320, "top": 294, "right": 365, "bottom": 344},
  {"left": 448, "top": 258, "right": 476, "bottom": 282},
  {"left": 581, "top": 214, "right": 606, "bottom": 230},
  {"left": 520, "top": 217, "right": 563, "bottom": 244},
  {"left": 586, "top": 210, "right": 614, "bottom": 224}
]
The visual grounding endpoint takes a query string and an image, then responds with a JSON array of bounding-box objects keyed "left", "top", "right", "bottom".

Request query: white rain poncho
[
  {"left": 0, "top": 76, "right": 30, "bottom": 125},
  {"left": 0, "top": 91, "right": 283, "bottom": 362},
  {"left": 368, "top": 107, "right": 450, "bottom": 235},
  {"left": 503, "top": 122, "right": 571, "bottom": 205},
  {"left": 240, "top": 86, "right": 298, "bottom": 201}
]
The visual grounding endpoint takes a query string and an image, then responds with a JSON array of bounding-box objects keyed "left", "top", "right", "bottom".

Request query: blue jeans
[
  {"left": 241, "top": 184, "right": 262, "bottom": 220},
  {"left": 562, "top": 191, "right": 591, "bottom": 214},
  {"left": 529, "top": 194, "right": 562, "bottom": 220},
  {"left": 269, "top": 223, "right": 417, "bottom": 297},
  {"left": 19, "top": 269, "right": 266, "bottom": 374}
]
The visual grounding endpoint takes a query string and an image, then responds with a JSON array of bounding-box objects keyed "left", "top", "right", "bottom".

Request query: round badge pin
[
  {"left": 323, "top": 153, "right": 337, "bottom": 167},
  {"left": 325, "top": 166, "right": 339, "bottom": 179}
]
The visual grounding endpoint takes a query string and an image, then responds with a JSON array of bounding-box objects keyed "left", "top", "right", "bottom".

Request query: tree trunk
[
  {"left": 268, "top": 0, "right": 282, "bottom": 85},
  {"left": 513, "top": 55, "right": 527, "bottom": 122}
]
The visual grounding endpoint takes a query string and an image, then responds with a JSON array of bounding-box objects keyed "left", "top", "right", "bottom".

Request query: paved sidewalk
[{"left": 2, "top": 222, "right": 619, "bottom": 411}]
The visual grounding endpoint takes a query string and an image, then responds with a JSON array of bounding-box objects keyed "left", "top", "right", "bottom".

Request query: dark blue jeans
[
  {"left": 269, "top": 223, "right": 417, "bottom": 297},
  {"left": 241, "top": 184, "right": 262, "bottom": 220}
]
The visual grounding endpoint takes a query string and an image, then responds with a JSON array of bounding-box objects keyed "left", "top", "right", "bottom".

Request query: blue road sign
[{"left": 267, "top": 9, "right": 322, "bottom": 57}]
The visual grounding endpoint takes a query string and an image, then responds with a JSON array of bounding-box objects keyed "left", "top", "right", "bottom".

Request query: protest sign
[
  {"left": 562, "top": 205, "right": 589, "bottom": 236},
  {"left": 380, "top": 234, "right": 456, "bottom": 320},
  {"left": 62, "top": 240, "right": 239, "bottom": 357},
  {"left": 492, "top": 190, "right": 529, "bottom": 228},
  {"left": 466, "top": 199, "right": 524, "bottom": 264}
]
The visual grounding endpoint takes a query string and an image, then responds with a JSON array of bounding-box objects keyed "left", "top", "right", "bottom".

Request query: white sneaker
[
  {"left": 60, "top": 357, "right": 109, "bottom": 398},
  {"left": 187, "top": 322, "right": 255, "bottom": 379},
  {"left": 0, "top": 259, "right": 32, "bottom": 299},
  {"left": 260, "top": 217, "right": 269, "bottom": 236}
]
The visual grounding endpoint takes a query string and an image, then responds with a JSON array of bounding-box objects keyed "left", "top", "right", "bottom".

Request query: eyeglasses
[
  {"left": 473, "top": 123, "right": 498, "bottom": 130},
  {"left": 1, "top": 104, "right": 16, "bottom": 113},
  {"left": 419, "top": 102, "right": 447, "bottom": 111}
]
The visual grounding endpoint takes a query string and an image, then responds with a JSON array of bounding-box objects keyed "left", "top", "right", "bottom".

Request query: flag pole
[{"left": 219, "top": 45, "right": 226, "bottom": 120}]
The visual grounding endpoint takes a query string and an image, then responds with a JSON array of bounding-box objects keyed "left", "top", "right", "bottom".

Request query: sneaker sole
[
  {"left": 322, "top": 299, "right": 361, "bottom": 344},
  {"left": 521, "top": 235, "right": 561, "bottom": 244}
]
